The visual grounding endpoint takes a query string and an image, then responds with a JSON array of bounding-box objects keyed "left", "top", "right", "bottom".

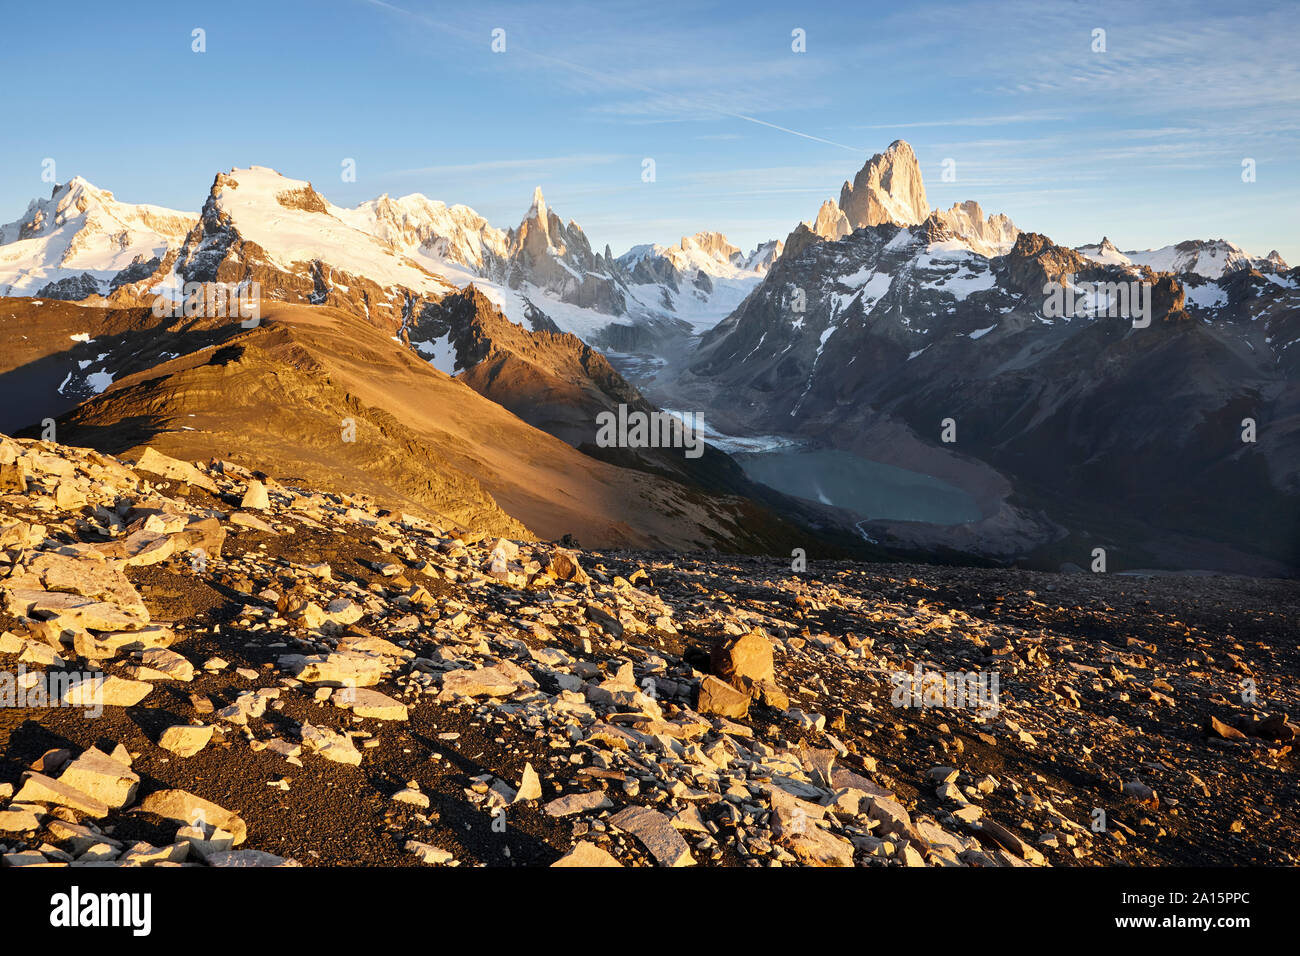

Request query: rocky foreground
[{"left": 0, "top": 433, "right": 1296, "bottom": 868}]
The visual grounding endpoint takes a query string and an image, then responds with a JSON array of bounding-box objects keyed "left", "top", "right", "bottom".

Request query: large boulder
[
  {"left": 696, "top": 675, "right": 749, "bottom": 718},
  {"left": 133, "top": 447, "right": 218, "bottom": 493},
  {"left": 710, "top": 631, "right": 774, "bottom": 688}
]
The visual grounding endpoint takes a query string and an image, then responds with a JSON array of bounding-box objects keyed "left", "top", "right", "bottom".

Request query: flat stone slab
[
  {"left": 116, "top": 530, "right": 176, "bottom": 567},
  {"left": 514, "top": 762, "right": 542, "bottom": 802},
  {"left": 405, "top": 840, "right": 454, "bottom": 865},
  {"left": 15, "top": 772, "right": 110, "bottom": 818},
  {"left": 696, "top": 675, "right": 749, "bottom": 718},
  {"left": 609, "top": 805, "right": 695, "bottom": 867},
  {"left": 440, "top": 666, "right": 519, "bottom": 699},
  {"left": 287, "top": 651, "right": 387, "bottom": 687},
  {"left": 61, "top": 675, "right": 153, "bottom": 708},
  {"left": 134, "top": 447, "right": 218, "bottom": 493},
  {"left": 5, "top": 589, "right": 149, "bottom": 632},
  {"left": 240, "top": 480, "right": 271, "bottom": 510},
  {"left": 136, "top": 646, "right": 194, "bottom": 681},
  {"left": 333, "top": 687, "right": 408, "bottom": 721},
  {"left": 159, "top": 724, "right": 214, "bottom": 757},
  {"left": 865, "top": 792, "right": 914, "bottom": 837},
  {"left": 9, "top": 553, "right": 147, "bottom": 613},
  {"left": 139, "top": 790, "right": 246, "bottom": 845},
  {"left": 551, "top": 841, "right": 623, "bottom": 867},
  {"left": 543, "top": 791, "right": 613, "bottom": 817},
  {"left": 83, "top": 625, "right": 176, "bottom": 656},
  {"left": 299, "top": 724, "right": 363, "bottom": 766},
  {"left": 230, "top": 512, "right": 276, "bottom": 534},
  {"left": 0, "top": 807, "right": 44, "bottom": 832}
]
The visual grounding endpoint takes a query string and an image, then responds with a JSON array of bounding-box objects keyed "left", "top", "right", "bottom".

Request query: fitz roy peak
[
  {"left": 839, "top": 139, "right": 931, "bottom": 229},
  {"left": 683, "top": 141, "right": 1299, "bottom": 572},
  {"left": 799, "top": 141, "right": 1020, "bottom": 256}
]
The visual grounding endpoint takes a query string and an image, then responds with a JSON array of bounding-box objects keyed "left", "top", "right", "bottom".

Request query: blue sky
[{"left": 3, "top": 0, "right": 1297, "bottom": 262}]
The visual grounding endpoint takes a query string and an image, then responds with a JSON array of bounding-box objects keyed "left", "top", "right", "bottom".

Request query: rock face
[
  {"left": 839, "top": 140, "right": 930, "bottom": 229},
  {"left": 810, "top": 200, "right": 852, "bottom": 241},
  {"left": 930, "top": 201, "right": 1019, "bottom": 257},
  {"left": 1001, "top": 231, "right": 1090, "bottom": 294},
  {"left": 689, "top": 170, "right": 1300, "bottom": 570},
  {"left": 505, "top": 187, "right": 627, "bottom": 316},
  {"left": 408, "top": 285, "right": 656, "bottom": 454}
]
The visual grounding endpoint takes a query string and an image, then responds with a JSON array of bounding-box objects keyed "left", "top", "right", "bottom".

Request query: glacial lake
[{"left": 735, "top": 448, "right": 982, "bottom": 525}]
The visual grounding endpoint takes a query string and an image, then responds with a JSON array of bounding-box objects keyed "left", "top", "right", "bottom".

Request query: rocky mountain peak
[
  {"left": 1001, "top": 231, "right": 1091, "bottom": 294},
  {"left": 780, "top": 221, "right": 822, "bottom": 261},
  {"left": 929, "top": 201, "right": 1020, "bottom": 257},
  {"left": 528, "top": 186, "right": 548, "bottom": 224},
  {"left": 744, "top": 238, "right": 785, "bottom": 272},
  {"left": 9, "top": 176, "right": 145, "bottom": 243},
  {"left": 0, "top": 175, "right": 195, "bottom": 296},
  {"left": 809, "top": 199, "right": 851, "bottom": 241},
  {"left": 839, "top": 139, "right": 929, "bottom": 229},
  {"left": 52, "top": 175, "right": 103, "bottom": 203},
  {"left": 504, "top": 189, "right": 625, "bottom": 316},
  {"left": 682, "top": 231, "right": 741, "bottom": 264}
]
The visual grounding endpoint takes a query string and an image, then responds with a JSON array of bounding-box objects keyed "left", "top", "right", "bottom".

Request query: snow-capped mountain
[
  {"left": 0, "top": 141, "right": 1294, "bottom": 572},
  {"left": 503, "top": 186, "right": 628, "bottom": 317},
  {"left": 0, "top": 169, "right": 779, "bottom": 351},
  {"left": 0, "top": 178, "right": 194, "bottom": 298},
  {"left": 612, "top": 231, "right": 783, "bottom": 337},
  {"left": 343, "top": 192, "right": 509, "bottom": 273},
  {"left": 1078, "top": 237, "right": 1288, "bottom": 279},
  {"left": 798, "top": 140, "right": 1020, "bottom": 257},
  {"left": 1075, "top": 236, "right": 1131, "bottom": 266},
  {"left": 682, "top": 143, "right": 1300, "bottom": 566},
  {"left": 620, "top": 231, "right": 777, "bottom": 279},
  {"left": 930, "top": 201, "right": 1019, "bottom": 257}
]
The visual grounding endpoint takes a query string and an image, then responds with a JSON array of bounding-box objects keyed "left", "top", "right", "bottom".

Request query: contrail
[{"left": 361, "top": 0, "right": 867, "bottom": 154}]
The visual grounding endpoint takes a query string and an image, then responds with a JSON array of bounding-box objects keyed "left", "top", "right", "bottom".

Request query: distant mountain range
[
  {"left": 1, "top": 141, "right": 1296, "bottom": 573},
  {"left": 681, "top": 142, "right": 1299, "bottom": 571},
  {"left": 0, "top": 168, "right": 779, "bottom": 352}
]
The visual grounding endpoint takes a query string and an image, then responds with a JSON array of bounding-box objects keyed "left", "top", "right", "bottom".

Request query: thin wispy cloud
[
  {"left": 361, "top": 0, "right": 868, "bottom": 153},
  {"left": 849, "top": 111, "right": 1065, "bottom": 130},
  {"left": 0, "top": 0, "right": 1292, "bottom": 260}
]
